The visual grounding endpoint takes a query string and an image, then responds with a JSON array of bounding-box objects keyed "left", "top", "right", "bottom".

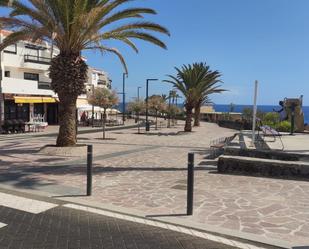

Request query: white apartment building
[{"left": 0, "top": 30, "right": 111, "bottom": 125}]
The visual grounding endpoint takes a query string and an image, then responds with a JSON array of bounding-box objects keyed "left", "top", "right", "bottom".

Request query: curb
[{"left": 0, "top": 184, "right": 288, "bottom": 249}]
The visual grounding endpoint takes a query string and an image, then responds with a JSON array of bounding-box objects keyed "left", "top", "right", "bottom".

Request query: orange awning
[{"left": 14, "top": 96, "right": 57, "bottom": 104}]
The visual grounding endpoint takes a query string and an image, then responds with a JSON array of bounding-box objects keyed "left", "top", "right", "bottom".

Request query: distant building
[
  {"left": 199, "top": 104, "right": 242, "bottom": 122},
  {"left": 0, "top": 30, "right": 111, "bottom": 125}
]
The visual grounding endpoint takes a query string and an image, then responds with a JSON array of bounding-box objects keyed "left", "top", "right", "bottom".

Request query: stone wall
[
  {"left": 224, "top": 147, "right": 309, "bottom": 162},
  {"left": 218, "top": 155, "right": 309, "bottom": 179}
]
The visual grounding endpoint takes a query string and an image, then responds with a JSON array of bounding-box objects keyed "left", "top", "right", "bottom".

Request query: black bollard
[
  {"left": 187, "top": 153, "right": 194, "bottom": 215},
  {"left": 87, "top": 145, "right": 93, "bottom": 196}
]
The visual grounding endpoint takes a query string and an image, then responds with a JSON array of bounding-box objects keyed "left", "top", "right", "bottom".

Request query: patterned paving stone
[
  {"left": 0, "top": 121, "right": 309, "bottom": 246},
  {"left": 0, "top": 200, "right": 238, "bottom": 249}
]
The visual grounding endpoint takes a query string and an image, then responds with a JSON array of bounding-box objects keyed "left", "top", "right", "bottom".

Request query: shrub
[
  {"left": 263, "top": 112, "right": 280, "bottom": 128},
  {"left": 276, "top": 121, "right": 291, "bottom": 132},
  {"left": 263, "top": 112, "right": 280, "bottom": 123},
  {"left": 242, "top": 108, "right": 265, "bottom": 121}
]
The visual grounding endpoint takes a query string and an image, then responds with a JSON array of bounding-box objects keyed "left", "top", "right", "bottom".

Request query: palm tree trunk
[
  {"left": 184, "top": 106, "right": 193, "bottom": 132},
  {"left": 155, "top": 110, "right": 158, "bottom": 130},
  {"left": 137, "top": 112, "right": 140, "bottom": 134},
  {"left": 103, "top": 109, "right": 106, "bottom": 139},
  {"left": 50, "top": 53, "right": 88, "bottom": 147},
  {"left": 56, "top": 96, "right": 77, "bottom": 146},
  {"left": 194, "top": 103, "right": 201, "bottom": 127}
]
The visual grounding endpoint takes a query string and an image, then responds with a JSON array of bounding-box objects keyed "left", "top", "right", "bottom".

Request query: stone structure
[{"left": 218, "top": 155, "right": 309, "bottom": 179}]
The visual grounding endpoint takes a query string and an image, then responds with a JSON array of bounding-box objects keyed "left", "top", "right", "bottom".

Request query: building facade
[{"left": 0, "top": 30, "right": 111, "bottom": 125}]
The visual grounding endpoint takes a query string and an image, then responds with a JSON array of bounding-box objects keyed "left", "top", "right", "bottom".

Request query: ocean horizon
[
  {"left": 214, "top": 104, "right": 309, "bottom": 124},
  {"left": 117, "top": 103, "right": 309, "bottom": 124}
]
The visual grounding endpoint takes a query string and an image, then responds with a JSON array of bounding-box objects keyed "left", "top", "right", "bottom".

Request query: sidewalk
[
  {"left": 0, "top": 121, "right": 308, "bottom": 248},
  {"left": 0, "top": 187, "right": 271, "bottom": 249}
]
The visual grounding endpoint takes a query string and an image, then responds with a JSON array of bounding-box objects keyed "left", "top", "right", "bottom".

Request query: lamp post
[
  {"left": 122, "top": 73, "right": 128, "bottom": 124},
  {"left": 145, "top": 78, "right": 158, "bottom": 131},
  {"left": 0, "top": 51, "right": 2, "bottom": 134},
  {"left": 0, "top": 32, "right": 3, "bottom": 133},
  {"left": 91, "top": 84, "right": 95, "bottom": 127},
  {"left": 168, "top": 90, "right": 172, "bottom": 128},
  {"left": 137, "top": 86, "right": 142, "bottom": 101}
]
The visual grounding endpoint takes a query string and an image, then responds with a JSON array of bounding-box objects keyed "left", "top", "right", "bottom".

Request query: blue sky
[
  {"left": 2, "top": 0, "right": 309, "bottom": 105},
  {"left": 84, "top": 0, "right": 309, "bottom": 105}
]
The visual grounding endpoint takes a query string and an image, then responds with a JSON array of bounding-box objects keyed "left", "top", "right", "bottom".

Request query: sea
[
  {"left": 214, "top": 104, "right": 309, "bottom": 124},
  {"left": 116, "top": 103, "right": 309, "bottom": 124}
]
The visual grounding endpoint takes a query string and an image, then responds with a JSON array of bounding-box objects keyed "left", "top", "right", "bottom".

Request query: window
[
  {"left": 4, "top": 44, "right": 17, "bottom": 54},
  {"left": 24, "top": 72, "right": 39, "bottom": 81},
  {"left": 4, "top": 71, "right": 10, "bottom": 77}
]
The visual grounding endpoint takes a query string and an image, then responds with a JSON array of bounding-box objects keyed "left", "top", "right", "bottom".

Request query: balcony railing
[
  {"left": 24, "top": 54, "right": 51, "bottom": 65},
  {"left": 97, "top": 80, "right": 107, "bottom": 85},
  {"left": 38, "top": 81, "right": 51, "bottom": 90}
]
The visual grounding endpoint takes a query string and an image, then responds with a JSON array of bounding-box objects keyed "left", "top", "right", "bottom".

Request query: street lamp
[
  {"left": 145, "top": 78, "right": 158, "bottom": 131},
  {"left": 0, "top": 49, "right": 3, "bottom": 134},
  {"left": 122, "top": 73, "right": 128, "bottom": 123},
  {"left": 168, "top": 90, "right": 172, "bottom": 128},
  {"left": 91, "top": 84, "right": 95, "bottom": 127},
  {"left": 137, "top": 86, "right": 142, "bottom": 101}
]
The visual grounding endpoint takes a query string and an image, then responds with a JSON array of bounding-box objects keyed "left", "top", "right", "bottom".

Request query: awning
[{"left": 14, "top": 96, "right": 57, "bottom": 103}]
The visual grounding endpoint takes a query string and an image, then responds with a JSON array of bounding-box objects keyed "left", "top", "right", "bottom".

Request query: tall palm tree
[
  {"left": 164, "top": 63, "right": 210, "bottom": 132},
  {"left": 0, "top": 0, "right": 170, "bottom": 146},
  {"left": 193, "top": 68, "right": 225, "bottom": 127}
]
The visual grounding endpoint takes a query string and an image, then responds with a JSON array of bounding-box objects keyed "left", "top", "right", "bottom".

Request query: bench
[
  {"left": 209, "top": 133, "right": 238, "bottom": 158},
  {"left": 257, "top": 125, "right": 284, "bottom": 151}
]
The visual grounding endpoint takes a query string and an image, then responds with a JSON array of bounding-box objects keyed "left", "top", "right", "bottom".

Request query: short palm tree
[
  {"left": 193, "top": 68, "right": 225, "bottom": 127},
  {"left": 164, "top": 63, "right": 208, "bottom": 132},
  {"left": 0, "top": 0, "right": 170, "bottom": 146}
]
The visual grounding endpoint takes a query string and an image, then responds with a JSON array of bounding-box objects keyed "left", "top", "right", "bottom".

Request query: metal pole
[
  {"left": 168, "top": 91, "right": 171, "bottom": 128},
  {"left": 92, "top": 85, "right": 94, "bottom": 127},
  {"left": 0, "top": 34, "right": 3, "bottom": 134},
  {"left": 145, "top": 79, "right": 158, "bottom": 131},
  {"left": 122, "top": 73, "right": 126, "bottom": 123},
  {"left": 145, "top": 79, "right": 149, "bottom": 131},
  {"left": 137, "top": 86, "right": 141, "bottom": 101},
  {"left": 87, "top": 145, "right": 93, "bottom": 196},
  {"left": 187, "top": 153, "right": 194, "bottom": 215},
  {"left": 290, "top": 104, "right": 296, "bottom": 135},
  {"left": 251, "top": 80, "right": 258, "bottom": 147},
  {"left": 75, "top": 108, "right": 78, "bottom": 140}
]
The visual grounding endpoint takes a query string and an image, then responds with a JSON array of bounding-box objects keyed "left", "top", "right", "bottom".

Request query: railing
[
  {"left": 97, "top": 80, "right": 107, "bottom": 85},
  {"left": 24, "top": 54, "right": 51, "bottom": 65},
  {"left": 38, "top": 81, "right": 51, "bottom": 90}
]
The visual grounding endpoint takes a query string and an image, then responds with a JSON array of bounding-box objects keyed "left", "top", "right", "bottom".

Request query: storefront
[{"left": 3, "top": 95, "right": 58, "bottom": 124}]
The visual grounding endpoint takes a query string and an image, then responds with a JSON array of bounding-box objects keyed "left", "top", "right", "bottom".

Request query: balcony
[
  {"left": 24, "top": 54, "right": 51, "bottom": 65},
  {"left": 97, "top": 80, "right": 107, "bottom": 85},
  {"left": 2, "top": 77, "right": 55, "bottom": 96},
  {"left": 38, "top": 81, "right": 51, "bottom": 90}
]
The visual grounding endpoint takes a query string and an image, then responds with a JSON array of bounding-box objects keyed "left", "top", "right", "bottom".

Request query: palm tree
[
  {"left": 0, "top": 0, "right": 170, "bottom": 146},
  {"left": 164, "top": 63, "right": 208, "bottom": 132},
  {"left": 193, "top": 68, "right": 225, "bottom": 127},
  {"left": 87, "top": 87, "right": 119, "bottom": 139}
]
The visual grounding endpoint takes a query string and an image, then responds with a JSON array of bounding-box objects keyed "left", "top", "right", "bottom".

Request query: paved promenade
[
  {"left": 0, "top": 188, "right": 243, "bottom": 249},
  {"left": 0, "top": 120, "right": 309, "bottom": 248}
]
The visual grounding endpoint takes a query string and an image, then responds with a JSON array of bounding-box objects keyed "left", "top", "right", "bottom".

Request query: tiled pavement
[
  {"left": 0, "top": 188, "right": 272, "bottom": 249},
  {"left": 0, "top": 121, "right": 309, "bottom": 248}
]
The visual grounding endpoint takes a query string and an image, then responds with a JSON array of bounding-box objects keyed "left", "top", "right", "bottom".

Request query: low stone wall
[
  {"left": 218, "top": 155, "right": 309, "bottom": 179},
  {"left": 217, "top": 120, "right": 252, "bottom": 130},
  {"left": 224, "top": 147, "right": 309, "bottom": 162}
]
